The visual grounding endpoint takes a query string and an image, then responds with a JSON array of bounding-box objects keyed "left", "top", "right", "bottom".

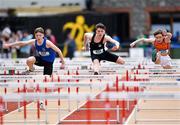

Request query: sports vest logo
[
  {"left": 93, "top": 49, "right": 103, "bottom": 54},
  {"left": 38, "top": 48, "right": 50, "bottom": 56}
]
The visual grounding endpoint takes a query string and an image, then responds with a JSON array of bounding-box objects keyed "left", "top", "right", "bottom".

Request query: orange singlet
[{"left": 154, "top": 39, "right": 170, "bottom": 51}]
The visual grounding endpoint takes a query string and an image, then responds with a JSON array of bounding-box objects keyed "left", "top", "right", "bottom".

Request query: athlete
[
  {"left": 130, "top": 29, "right": 172, "bottom": 69},
  {"left": 83, "top": 23, "right": 125, "bottom": 75},
  {"left": 3, "top": 27, "right": 65, "bottom": 75}
]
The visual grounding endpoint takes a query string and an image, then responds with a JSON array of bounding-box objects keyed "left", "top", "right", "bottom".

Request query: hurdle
[
  {"left": 0, "top": 74, "right": 119, "bottom": 81},
  {"left": 1, "top": 57, "right": 180, "bottom": 124},
  {"left": 1, "top": 91, "right": 180, "bottom": 124},
  {"left": 0, "top": 73, "right": 136, "bottom": 124}
]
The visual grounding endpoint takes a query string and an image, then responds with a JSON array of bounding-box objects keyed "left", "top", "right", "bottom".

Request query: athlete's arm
[
  {"left": 83, "top": 33, "right": 92, "bottom": 50},
  {"left": 46, "top": 40, "right": 65, "bottom": 64},
  {"left": 105, "top": 35, "right": 120, "bottom": 51},
  {"left": 163, "top": 31, "right": 172, "bottom": 43},
  {"left": 130, "top": 38, "right": 154, "bottom": 48},
  {"left": 3, "top": 39, "right": 35, "bottom": 48}
]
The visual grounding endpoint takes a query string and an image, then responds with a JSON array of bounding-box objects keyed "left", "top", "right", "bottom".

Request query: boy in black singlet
[{"left": 83, "top": 23, "right": 125, "bottom": 75}]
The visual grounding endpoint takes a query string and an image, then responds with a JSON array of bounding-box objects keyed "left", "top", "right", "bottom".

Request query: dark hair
[
  {"left": 95, "top": 23, "right": 106, "bottom": 31},
  {"left": 34, "top": 27, "right": 44, "bottom": 34},
  {"left": 153, "top": 29, "right": 163, "bottom": 36}
]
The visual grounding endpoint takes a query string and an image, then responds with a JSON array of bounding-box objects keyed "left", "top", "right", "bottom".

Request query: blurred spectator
[
  {"left": 112, "top": 34, "right": 121, "bottom": 43},
  {"left": 64, "top": 33, "right": 76, "bottom": 59},
  {"left": 15, "top": 30, "right": 23, "bottom": 56},
  {"left": 19, "top": 30, "right": 33, "bottom": 58},
  {"left": 172, "top": 31, "right": 180, "bottom": 43},
  {"left": 0, "top": 33, "right": 3, "bottom": 57},
  {"left": 1, "top": 26, "right": 12, "bottom": 58},
  {"left": 11, "top": 32, "right": 20, "bottom": 58},
  {"left": 45, "top": 28, "right": 57, "bottom": 45}
]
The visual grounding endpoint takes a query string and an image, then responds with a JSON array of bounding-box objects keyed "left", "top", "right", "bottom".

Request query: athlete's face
[
  {"left": 35, "top": 32, "right": 44, "bottom": 42},
  {"left": 155, "top": 34, "right": 163, "bottom": 43},
  {"left": 96, "top": 28, "right": 105, "bottom": 37}
]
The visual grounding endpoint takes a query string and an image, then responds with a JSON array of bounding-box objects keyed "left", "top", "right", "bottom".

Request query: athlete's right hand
[
  {"left": 81, "top": 46, "right": 87, "bottom": 51},
  {"left": 60, "top": 62, "right": 65, "bottom": 69},
  {"left": 130, "top": 42, "right": 136, "bottom": 48},
  {"left": 3, "top": 43, "right": 10, "bottom": 49}
]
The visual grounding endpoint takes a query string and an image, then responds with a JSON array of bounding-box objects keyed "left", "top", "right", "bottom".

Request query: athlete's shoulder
[
  {"left": 46, "top": 39, "right": 54, "bottom": 46},
  {"left": 104, "top": 34, "right": 111, "bottom": 38},
  {"left": 84, "top": 32, "right": 93, "bottom": 37}
]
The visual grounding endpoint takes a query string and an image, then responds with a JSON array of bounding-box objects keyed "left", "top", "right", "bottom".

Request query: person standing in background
[
  {"left": 1, "top": 26, "right": 12, "bottom": 58},
  {"left": 45, "top": 28, "right": 57, "bottom": 45},
  {"left": 64, "top": 33, "right": 76, "bottom": 60},
  {"left": 19, "top": 30, "right": 33, "bottom": 58}
]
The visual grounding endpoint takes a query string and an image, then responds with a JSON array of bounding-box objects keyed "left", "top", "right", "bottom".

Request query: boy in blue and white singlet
[{"left": 3, "top": 27, "right": 65, "bottom": 75}]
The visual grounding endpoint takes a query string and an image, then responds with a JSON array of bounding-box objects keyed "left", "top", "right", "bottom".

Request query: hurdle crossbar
[
  {"left": 0, "top": 75, "right": 119, "bottom": 81},
  {"left": 2, "top": 91, "right": 180, "bottom": 102}
]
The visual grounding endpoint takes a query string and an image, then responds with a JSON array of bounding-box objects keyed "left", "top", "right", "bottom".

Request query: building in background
[{"left": 0, "top": 0, "right": 180, "bottom": 57}]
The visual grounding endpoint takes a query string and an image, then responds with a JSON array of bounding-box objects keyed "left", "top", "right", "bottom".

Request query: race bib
[
  {"left": 93, "top": 49, "right": 104, "bottom": 54},
  {"left": 38, "top": 51, "right": 50, "bottom": 56},
  {"left": 160, "top": 50, "right": 168, "bottom": 54}
]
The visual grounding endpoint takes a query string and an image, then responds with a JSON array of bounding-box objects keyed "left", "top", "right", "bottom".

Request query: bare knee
[
  {"left": 163, "top": 65, "right": 172, "bottom": 69},
  {"left": 116, "top": 57, "right": 125, "bottom": 64},
  {"left": 93, "top": 59, "right": 100, "bottom": 66},
  {"left": 26, "top": 56, "right": 36, "bottom": 66}
]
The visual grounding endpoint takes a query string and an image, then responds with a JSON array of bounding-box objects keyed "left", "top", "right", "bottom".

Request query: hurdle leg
[
  {"left": 127, "top": 100, "right": 130, "bottom": 111},
  {"left": 37, "top": 100, "right": 40, "bottom": 125},
  {"left": 76, "top": 87, "right": 80, "bottom": 111},
  {"left": 4, "top": 88, "right": 8, "bottom": 112},
  {"left": 23, "top": 100, "right": 27, "bottom": 125},
  {"left": 116, "top": 104, "right": 120, "bottom": 124},
  {"left": 17, "top": 88, "right": 21, "bottom": 112},
  {"left": 57, "top": 88, "right": 61, "bottom": 124},
  {"left": 68, "top": 87, "right": 71, "bottom": 112},
  {"left": 134, "top": 105, "right": 137, "bottom": 124},
  {"left": 0, "top": 96, "right": 3, "bottom": 125},
  {"left": 45, "top": 88, "right": 48, "bottom": 124},
  {"left": 58, "top": 104, "right": 61, "bottom": 124}
]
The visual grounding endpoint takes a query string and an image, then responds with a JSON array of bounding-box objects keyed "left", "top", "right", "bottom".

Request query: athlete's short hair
[
  {"left": 153, "top": 29, "right": 163, "bottom": 36},
  {"left": 95, "top": 23, "right": 106, "bottom": 31},
  {"left": 34, "top": 27, "right": 44, "bottom": 34}
]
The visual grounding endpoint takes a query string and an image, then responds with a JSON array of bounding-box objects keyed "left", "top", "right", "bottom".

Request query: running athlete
[
  {"left": 83, "top": 23, "right": 125, "bottom": 75},
  {"left": 130, "top": 29, "right": 172, "bottom": 69},
  {"left": 3, "top": 27, "right": 65, "bottom": 75}
]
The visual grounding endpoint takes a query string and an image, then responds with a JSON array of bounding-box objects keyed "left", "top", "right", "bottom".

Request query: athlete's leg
[
  {"left": 116, "top": 56, "right": 125, "bottom": 64},
  {"left": 103, "top": 51, "right": 125, "bottom": 64},
  {"left": 26, "top": 56, "right": 36, "bottom": 71},
  {"left": 162, "top": 55, "right": 172, "bottom": 69},
  {"left": 155, "top": 52, "right": 161, "bottom": 64},
  {"left": 43, "top": 62, "right": 53, "bottom": 75},
  {"left": 163, "top": 65, "right": 172, "bottom": 69},
  {"left": 93, "top": 59, "right": 100, "bottom": 74}
]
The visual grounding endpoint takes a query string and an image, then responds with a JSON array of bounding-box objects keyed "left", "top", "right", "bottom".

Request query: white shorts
[{"left": 160, "top": 55, "right": 172, "bottom": 67}]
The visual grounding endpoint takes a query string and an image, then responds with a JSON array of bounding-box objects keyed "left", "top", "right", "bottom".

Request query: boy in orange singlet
[{"left": 130, "top": 29, "right": 172, "bottom": 69}]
